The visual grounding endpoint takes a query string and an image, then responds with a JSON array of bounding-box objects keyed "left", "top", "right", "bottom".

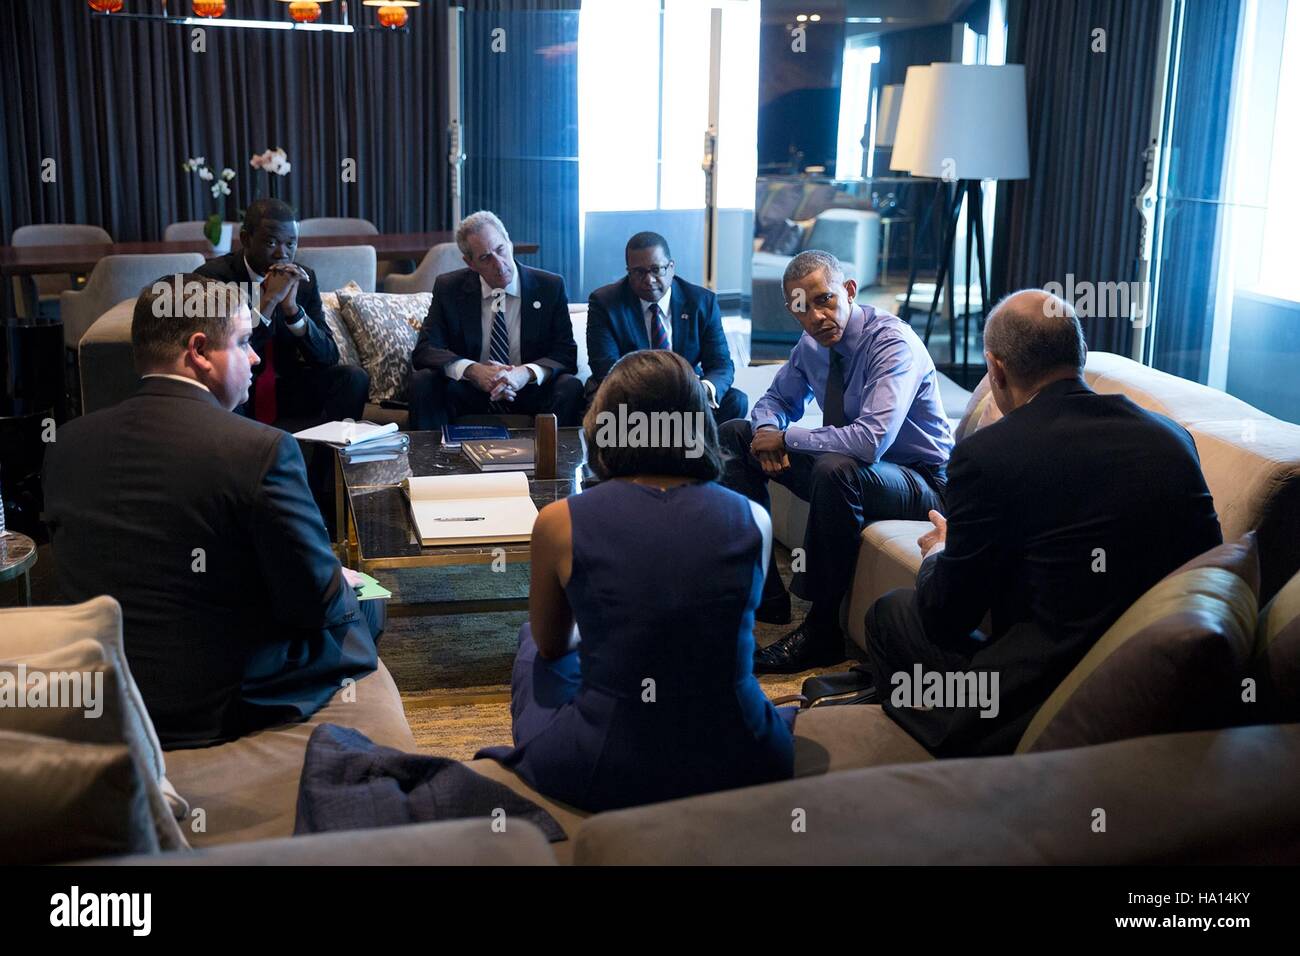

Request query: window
[{"left": 1149, "top": 0, "right": 1300, "bottom": 423}]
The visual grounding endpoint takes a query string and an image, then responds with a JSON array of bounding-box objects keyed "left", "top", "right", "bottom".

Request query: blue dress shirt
[{"left": 751, "top": 304, "right": 954, "bottom": 467}]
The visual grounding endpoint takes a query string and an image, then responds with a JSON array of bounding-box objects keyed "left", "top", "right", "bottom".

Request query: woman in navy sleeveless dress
[{"left": 478, "top": 351, "right": 795, "bottom": 812}]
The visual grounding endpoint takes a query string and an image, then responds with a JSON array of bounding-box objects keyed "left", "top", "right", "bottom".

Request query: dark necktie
[
  {"left": 823, "top": 347, "right": 847, "bottom": 428},
  {"left": 489, "top": 300, "right": 510, "bottom": 412},
  {"left": 649, "top": 304, "right": 670, "bottom": 351},
  {"left": 489, "top": 300, "right": 511, "bottom": 365}
]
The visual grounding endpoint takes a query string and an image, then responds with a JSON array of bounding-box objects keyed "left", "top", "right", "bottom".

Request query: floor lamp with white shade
[{"left": 892, "top": 63, "right": 1029, "bottom": 380}]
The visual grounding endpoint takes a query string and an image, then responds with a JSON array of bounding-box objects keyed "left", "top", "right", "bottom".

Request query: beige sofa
[
  {"left": 30, "top": 342, "right": 1300, "bottom": 865},
  {"left": 836, "top": 351, "right": 1300, "bottom": 651}
]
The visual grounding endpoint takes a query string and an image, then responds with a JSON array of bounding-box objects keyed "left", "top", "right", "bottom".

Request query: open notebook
[{"left": 402, "top": 471, "right": 539, "bottom": 546}]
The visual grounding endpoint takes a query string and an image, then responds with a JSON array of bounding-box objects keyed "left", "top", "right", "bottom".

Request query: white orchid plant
[
  {"left": 250, "top": 147, "right": 292, "bottom": 201},
  {"left": 181, "top": 156, "right": 236, "bottom": 246}
]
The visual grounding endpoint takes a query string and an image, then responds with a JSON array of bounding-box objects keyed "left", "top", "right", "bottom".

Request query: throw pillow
[
  {"left": 0, "top": 729, "right": 159, "bottom": 864},
  {"left": 1017, "top": 534, "right": 1260, "bottom": 754},
  {"left": 1255, "top": 563, "right": 1300, "bottom": 721},
  {"left": 0, "top": 597, "right": 188, "bottom": 850},
  {"left": 321, "top": 281, "right": 365, "bottom": 368},
  {"left": 339, "top": 290, "right": 433, "bottom": 403}
]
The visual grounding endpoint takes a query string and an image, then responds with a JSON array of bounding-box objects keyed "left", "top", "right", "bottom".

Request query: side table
[{"left": 0, "top": 531, "right": 37, "bottom": 606}]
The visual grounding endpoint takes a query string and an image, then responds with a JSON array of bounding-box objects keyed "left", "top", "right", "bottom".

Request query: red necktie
[{"left": 253, "top": 336, "right": 278, "bottom": 425}]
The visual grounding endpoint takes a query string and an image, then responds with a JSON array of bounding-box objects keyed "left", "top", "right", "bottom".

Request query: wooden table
[{"left": 0, "top": 232, "right": 539, "bottom": 276}]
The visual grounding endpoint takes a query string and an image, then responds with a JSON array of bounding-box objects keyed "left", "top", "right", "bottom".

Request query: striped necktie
[
  {"left": 488, "top": 299, "right": 511, "bottom": 413},
  {"left": 489, "top": 298, "right": 511, "bottom": 366},
  {"left": 649, "top": 303, "right": 669, "bottom": 351}
]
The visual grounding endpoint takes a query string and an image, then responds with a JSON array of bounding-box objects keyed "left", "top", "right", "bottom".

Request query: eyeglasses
[{"left": 627, "top": 263, "right": 673, "bottom": 279}]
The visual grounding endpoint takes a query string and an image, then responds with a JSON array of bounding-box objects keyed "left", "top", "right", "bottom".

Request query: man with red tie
[{"left": 196, "top": 199, "right": 368, "bottom": 429}]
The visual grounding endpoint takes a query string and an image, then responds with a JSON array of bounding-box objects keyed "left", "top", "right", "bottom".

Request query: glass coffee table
[{"left": 334, "top": 428, "right": 588, "bottom": 614}]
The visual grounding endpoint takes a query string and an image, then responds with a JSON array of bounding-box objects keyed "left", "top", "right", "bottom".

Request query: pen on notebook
[{"left": 433, "top": 516, "right": 486, "bottom": 521}]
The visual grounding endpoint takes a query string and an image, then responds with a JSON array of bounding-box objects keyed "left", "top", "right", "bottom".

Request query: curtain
[
  {"left": 0, "top": 0, "right": 451, "bottom": 244},
  {"left": 991, "top": 0, "right": 1163, "bottom": 356},
  {"left": 460, "top": 3, "right": 580, "bottom": 293},
  {"left": 1149, "top": 0, "right": 1242, "bottom": 382}
]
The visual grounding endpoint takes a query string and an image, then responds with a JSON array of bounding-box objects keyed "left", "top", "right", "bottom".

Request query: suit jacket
[
  {"left": 913, "top": 376, "right": 1222, "bottom": 755},
  {"left": 42, "top": 377, "right": 378, "bottom": 749},
  {"left": 411, "top": 264, "right": 577, "bottom": 376},
  {"left": 585, "top": 276, "right": 735, "bottom": 397},
  {"left": 195, "top": 252, "right": 339, "bottom": 380}
]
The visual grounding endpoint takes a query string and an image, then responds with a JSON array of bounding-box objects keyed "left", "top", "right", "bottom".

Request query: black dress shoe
[
  {"left": 753, "top": 620, "right": 847, "bottom": 674},
  {"left": 754, "top": 590, "right": 791, "bottom": 625}
]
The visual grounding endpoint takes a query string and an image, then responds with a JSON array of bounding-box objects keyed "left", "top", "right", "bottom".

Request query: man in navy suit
[
  {"left": 409, "top": 210, "right": 582, "bottom": 428},
  {"left": 586, "top": 232, "right": 747, "bottom": 423}
]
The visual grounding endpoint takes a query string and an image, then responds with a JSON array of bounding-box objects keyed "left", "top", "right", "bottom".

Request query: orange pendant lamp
[
  {"left": 289, "top": 1, "right": 321, "bottom": 22},
  {"left": 277, "top": 0, "right": 337, "bottom": 24},
  {"left": 191, "top": 0, "right": 226, "bottom": 17},
  {"left": 363, "top": 1, "right": 419, "bottom": 30},
  {"left": 87, "top": 0, "right": 125, "bottom": 13}
]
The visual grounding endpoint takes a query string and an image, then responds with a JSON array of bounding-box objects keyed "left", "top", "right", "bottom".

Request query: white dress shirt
[
  {"left": 141, "top": 373, "right": 210, "bottom": 393},
  {"left": 246, "top": 257, "right": 308, "bottom": 337},
  {"left": 444, "top": 272, "right": 548, "bottom": 384},
  {"left": 641, "top": 287, "right": 716, "bottom": 407}
]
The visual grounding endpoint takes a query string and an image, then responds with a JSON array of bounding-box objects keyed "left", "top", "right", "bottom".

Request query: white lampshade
[
  {"left": 899, "top": 63, "right": 1029, "bottom": 181},
  {"left": 875, "top": 83, "right": 904, "bottom": 148},
  {"left": 888, "top": 65, "right": 933, "bottom": 173}
]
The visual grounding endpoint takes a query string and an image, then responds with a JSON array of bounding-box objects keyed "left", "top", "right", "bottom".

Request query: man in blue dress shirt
[{"left": 720, "top": 250, "right": 954, "bottom": 673}]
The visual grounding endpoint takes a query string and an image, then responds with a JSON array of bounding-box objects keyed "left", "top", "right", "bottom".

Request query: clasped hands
[
  {"left": 259, "top": 262, "right": 310, "bottom": 320},
  {"left": 750, "top": 425, "right": 790, "bottom": 476},
  {"left": 466, "top": 361, "right": 534, "bottom": 402}
]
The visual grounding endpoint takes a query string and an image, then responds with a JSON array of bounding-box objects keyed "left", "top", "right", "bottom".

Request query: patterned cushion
[
  {"left": 1256, "top": 564, "right": 1300, "bottom": 721},
  {"left": 1017, "top": 534, "right": 1260, "bottom": 754},
  {"left": 320, "top": 281, "right": 364, "bottom": 368},
  {"left": 338, "top": 291, "right": 432, "bottom": 403}
]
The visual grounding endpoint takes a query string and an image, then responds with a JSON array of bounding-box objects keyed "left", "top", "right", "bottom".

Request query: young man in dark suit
[
  {"left": 866, "top": 289, "right": 1223, "bottom": 757},
  {"left": 585, "top": 231, "right": 747, "bottom": 423},
  {"left": 408, "top": 210, "right": 582, "bottom": 429},
  {"left": 43, "top": 275, "right": 381, "bottom": 749},
  {"left": 195, "top": 198, "right": 369, "bottom": 428}
]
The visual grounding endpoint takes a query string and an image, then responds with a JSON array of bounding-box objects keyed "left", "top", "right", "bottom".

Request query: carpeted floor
[{"left": 380, "top": 546, "right": 857, "bottom": 760}]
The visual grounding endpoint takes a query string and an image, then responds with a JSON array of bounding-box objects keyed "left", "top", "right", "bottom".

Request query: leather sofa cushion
[
  {"left": 1018, "top": 535, "right": 1260, "bottom": 754},
  {"left": 571, "top": 723, "right": 1300, "bottom": 865},
  {"left": 88, "top": 818, "right": 558, "bottom": 866},
  {"left": 163, "top": 660, "right": 414, "bottom": 848},
  {"left": 1256, "top": 564, "right": 1300, "bottom": 721}
]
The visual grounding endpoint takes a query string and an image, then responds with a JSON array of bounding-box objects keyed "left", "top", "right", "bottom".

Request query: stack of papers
[{"left": 294, "top": 421, "right": 410, "bottom": 462}]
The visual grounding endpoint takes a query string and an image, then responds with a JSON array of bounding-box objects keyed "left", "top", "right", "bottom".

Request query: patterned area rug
[{"left": 380, "top": 546, "right": 858, "bottom": 760}]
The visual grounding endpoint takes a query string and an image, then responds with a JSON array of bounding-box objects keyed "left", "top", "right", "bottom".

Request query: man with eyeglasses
[{"left": 585, "top": 231, "right": 747, "bottom": 422}]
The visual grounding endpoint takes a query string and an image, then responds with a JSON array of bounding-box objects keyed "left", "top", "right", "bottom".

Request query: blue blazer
[{"left": 586, "top": 276, "right": 735, "bottom": 397}]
